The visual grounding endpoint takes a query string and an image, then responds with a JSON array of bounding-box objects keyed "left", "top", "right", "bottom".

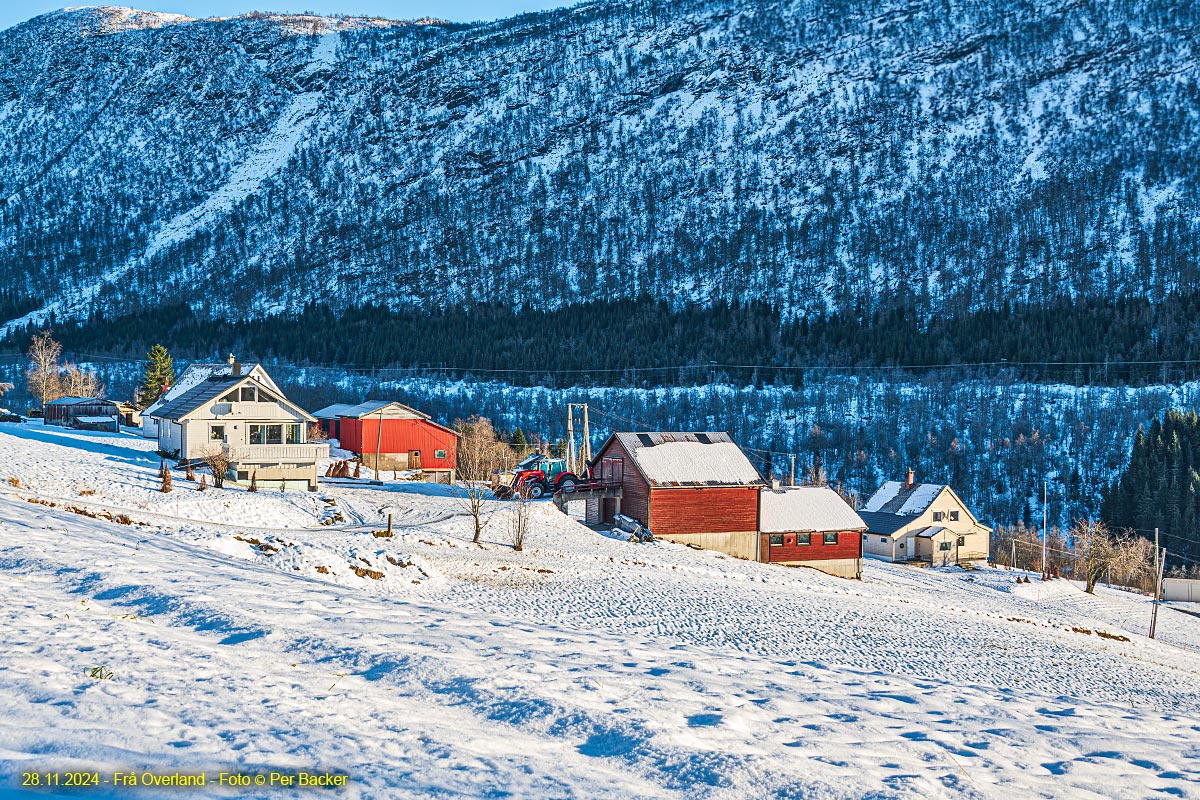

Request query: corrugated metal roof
[
  {"left": 46, "top": 396, "right": 94, "bottom": 405},
  {"left": 611, "top": 432, "right": 762, "bottom": 487},
  {"left": 862, "top": 481, "right": 946, "bottom": 514},
  {"left": 339, "top": 400, "right": 431, "bottom": 419},
  {"left": 759, "top": 486, "right": 867, "bottom": 533}
]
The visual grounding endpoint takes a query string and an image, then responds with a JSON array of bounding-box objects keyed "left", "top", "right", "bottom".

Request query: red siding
[
  {"left": 339, "top": 418, "right": 457, "bottom": 469},
  {"left": 649, "top": 487, "right": 759, "bottom": 535},
  {"left": 595, "top": 438, "right": 648, "bottom": 524},
  {"left": 763, "top": 530, "right": 863, "bottom": 563}
]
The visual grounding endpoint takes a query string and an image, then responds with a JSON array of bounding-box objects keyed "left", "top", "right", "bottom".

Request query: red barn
[
  {"left": 758, "top": 486, "right": 867, "bottom": 578},
  {"left": 329, "top": 401, "right": 457, "bottom": 483},
  {"left": 591, "top": 432, "right": 764, "bottom": 559}
]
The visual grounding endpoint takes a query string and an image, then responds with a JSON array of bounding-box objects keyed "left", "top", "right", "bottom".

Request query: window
[
  {"left": 435, "top": 449, "right": 447, "bottom": 459},
  {"left": 956, "top": 536, "right": 965, "bottom": 547},
  {"left": 880, "top": 537, "right": 888, "bottom": 543},
  {"left": 939, "top": 541, "right": 953, "bottom": 552},
  {"left": 796, "top": 532, "right": 811, "bottom": 546},
  {"left": 932, "top": 511, "right": 945, "bottom": 522},
  {"left": 823, "top": 532, "right": 838, "bottom": 545},
  {"left": 266, "top": 424, "right": 283, "bottom": 445},
  {"left": 950, "top": 511, "right": 960, "bottom": 521},
  {"left": 286, "top": 424, "right": 302, "bottom": 444},
  {"left": 220, "top": 391, "right": 239, "bottom": 403},
  {"left": 240, "top": 386, "right": 257, "bottom": 402},
  {"left": 210, "top": 425, "right": 225, "bottom": 442},
  {"left": 769, "top": 534, "right": 783, "bottom": 546},
  {"left": 249, "top": 425, "right": 264, "bottom": 444}
]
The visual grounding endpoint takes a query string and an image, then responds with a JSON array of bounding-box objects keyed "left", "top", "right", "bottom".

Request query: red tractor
[{"left": 495, "top": 454, "right": 580, "bottom": 499}]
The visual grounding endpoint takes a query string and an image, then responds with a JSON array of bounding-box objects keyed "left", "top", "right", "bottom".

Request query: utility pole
[
  {"left": 1150, "top": 533, "right": 1165, "bottom": 640},
  {"left": 1011, "top": 539, "right": 1016, "bottom": 572},
  {"left": 1042, "top": 481, "right": 1048, "bottom": 579},
  {"left": 789, "top": 454, "right": 796, "bottom": 487},
  {"left": 371, "top": 406, "right": 384, "bottom": 485},
  {"left": 580, "top": 405, "right": 591, "bottom": 468}
]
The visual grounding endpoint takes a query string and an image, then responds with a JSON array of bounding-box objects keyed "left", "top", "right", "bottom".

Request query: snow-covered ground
[{"left": 1, "top": 423, "right": 1198, "bottom": 798}]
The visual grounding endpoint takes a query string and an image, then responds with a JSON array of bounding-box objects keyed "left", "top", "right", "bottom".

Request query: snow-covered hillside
[
  {"left": 1, "top": 423, "right": 1198, "bottom": 798},
  {"left": 2, "top": 0, "right": 1200, "bottom": 328}
]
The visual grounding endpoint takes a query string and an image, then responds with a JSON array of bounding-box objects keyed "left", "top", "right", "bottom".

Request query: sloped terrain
[
  {"left": 2, "top": 0, "right": 1200, "bottom": 332},
  {"left": 0, "top": 424, "right": 1198, "bottom": 797}
]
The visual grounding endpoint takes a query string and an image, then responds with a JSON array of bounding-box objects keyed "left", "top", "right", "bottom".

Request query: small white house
[
  {"left": 147, "top": 357, "right": 327, "bottom": 490},
  {"left": 860, "top": 470, "right": 991, "bottom": 565}
]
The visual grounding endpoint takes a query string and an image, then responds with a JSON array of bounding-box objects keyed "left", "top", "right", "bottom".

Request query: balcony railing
[{"left": 222, "top": 442, "right": 329, "bottom": 463}]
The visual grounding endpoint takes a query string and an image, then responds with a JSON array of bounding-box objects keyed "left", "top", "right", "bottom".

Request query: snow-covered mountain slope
[
  {"left": 2, "top": 0, "right": 1199, "bottom": 331},
  {"left": 1, "top": 423, "right": 1199, "bottom": 797}
]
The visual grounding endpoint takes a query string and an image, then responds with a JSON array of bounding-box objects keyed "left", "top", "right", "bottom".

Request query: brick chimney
[
  {"left": 904, "top": 467, "right": 915, "bottom": 490},
  {"left": 228, "top": 353, "right": 241, "bottom": 377}
]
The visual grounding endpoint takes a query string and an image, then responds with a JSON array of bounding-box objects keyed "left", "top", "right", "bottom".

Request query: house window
[
  {"left": 249, "top": 425, "right": 264, "bottom": 444},
  {"left": 210, "top": 425, "right": 225, "bottom": 442},
  {"left": 823, "top": 531, "right": 838, "bottom": 545},
  {"left": 880, "top": 537, "right": 888, "bottom": 543},
  {"left": 957, "top": 536, "right": 965, "bottom": 547},
  {"left": 266, "top": 424, "right": 283, "bottom": 445},
  {"left": 950, "top": 511, "right": 960, "bottom": 521},
  {"left": 797, "top": 532, "right": 811, "bottom": 546},
  {"left": 932, "top": 511, "right": 945, "bottom": 522},
  {"left": 435, "top": 449, "right": 447, "bottom": 459},
  {"left": 240, "top": 386, "right": 257, "bottom": 402},
  {"left": 769, "top": 534, "right": 783, "bottom": 546},
  {"left": 939, "top": 541, "right": 953, "bottom": 552},
  {"left": 220, "top": 391, "right": 239, "bottom": 403},
  {"left": 286, "top": 424, "right": 302, "bottom": 444}
]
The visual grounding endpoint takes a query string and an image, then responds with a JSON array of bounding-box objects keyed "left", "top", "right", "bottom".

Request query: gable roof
[
  {"left": 153, "top": 372, "right": 314, "bottom": 423},
  {"left": 312, "top": 403, "right": 356, "bottom": 419},
  {"left": 46, "top": 396, "right": 96, "bottom": 406},
  {"left": 863, "top": 481, "right": 947, "bottom": 515},
  {"left": 339, "top": 400, "right": 423, "bottom": 419},
  {"left": 143, "top": 362, "right": 278, "bottom": 418},
  {"left": 759, "top": 486, "right": 867, "bottom": 533},
  {"left": 599, "top": 432, "right": 763, "bottom": 488}
]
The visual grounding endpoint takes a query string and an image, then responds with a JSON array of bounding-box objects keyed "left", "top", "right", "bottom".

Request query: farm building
[
  {"left": 312, "top": 403, "right": 356, "bottom": 441},
  {"left": 859, "top": 470, "right": 992, "bottom": 566},
  {"left": 330, "top": 401, "right": 457, "bottom": 483},
  {"left": 758, "top": 486, "right": 867, "bottom": 578},
  {"left": 590, "top": 432, "right": 764, "bottom": 559},
  {"left": 45, "top": 398, "right": 139, "bottom": 430}
]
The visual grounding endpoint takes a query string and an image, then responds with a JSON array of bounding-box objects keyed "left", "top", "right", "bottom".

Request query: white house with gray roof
[
  {"left": 860, "top": 470, "right": 991, "bottom": 565},
  {"left": 147, "top": 356, "right": 326, "bottom": 490}
]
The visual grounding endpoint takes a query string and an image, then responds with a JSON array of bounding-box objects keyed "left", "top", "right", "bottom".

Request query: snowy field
[{"left": 0, "top": 423, "right": 1198, "bottom": 799}]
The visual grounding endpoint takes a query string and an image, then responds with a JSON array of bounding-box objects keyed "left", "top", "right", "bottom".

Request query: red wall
[
  {"left": 339, "top": 417, "right": 457, "bottom": 469},
  {"left": 649, "top": 487, "right": 760, "bottom": 535},
  {"left": 762, "top": 530, "right": 862, "bottom": 563}
]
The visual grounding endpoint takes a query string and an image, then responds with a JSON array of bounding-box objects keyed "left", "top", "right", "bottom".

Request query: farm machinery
[{"left": 492, "top": 454, "right": 583, "bottom": 499}]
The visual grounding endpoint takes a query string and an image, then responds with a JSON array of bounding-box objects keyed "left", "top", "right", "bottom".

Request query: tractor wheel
[
  {"left": 526, "top": 483, "right": 546, "bottom": 499},
  {"left": 558, "top": 477, "right": 577, "bottom": 494}
]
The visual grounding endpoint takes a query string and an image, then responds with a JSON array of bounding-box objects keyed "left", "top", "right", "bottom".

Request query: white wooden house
[
  {"left": 146, "top": 357, "right": 326, "bottom": 490},
  {"left": 860, "top": 470, "right": 991, "bottom": 565}
]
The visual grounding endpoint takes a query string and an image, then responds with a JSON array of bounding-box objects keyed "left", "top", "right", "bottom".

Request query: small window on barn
[
  {"left": 950, "top": 511, "right": 960, "bottom": 521},
  {"left": 823, "top": 532, "right": 838, "bottom": 545},
  {"left": 880, "top": 537, "right": 888, "bottom": 543},
  {"left": 769, "top": 534, "right": 783, "bottom": 546},
  {"left": 932, "top": 511, "right": 945, "bottom": 522},
  {"left": 435, "top": 449, "right": 447, "bottom": 459},
  {"left": 695, "top": 433, "right": 711, "bottom": 444},
  {"left": 957, "top": 536, "right": 965, "bottom": 547},
  {"left": 797, "top": 532, "right": 811, "bottom": 546},
  {"left": 939, "top": 541, "right": 953, "bottom": 552}
]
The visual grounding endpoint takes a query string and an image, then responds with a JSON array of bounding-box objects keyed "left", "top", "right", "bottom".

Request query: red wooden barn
[
  {"left": 591, "top": 432, "right": 764, "bottom": 559},
  {"left": 321, "top": 401, "right": 457, "bottom": 483},
  {"left": 758, "top": 486, "right": 867, "bottom": 578}
]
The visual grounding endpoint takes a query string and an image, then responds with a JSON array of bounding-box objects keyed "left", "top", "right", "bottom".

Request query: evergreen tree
[{"left": 137, "top": 344, "right": 176, "bottom": 409}]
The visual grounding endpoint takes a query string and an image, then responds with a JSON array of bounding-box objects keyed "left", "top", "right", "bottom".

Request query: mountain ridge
[{"left": 2, "top": 0, "right": 1198, "bottom": 332}]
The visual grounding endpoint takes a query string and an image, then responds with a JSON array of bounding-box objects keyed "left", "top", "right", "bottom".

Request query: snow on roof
[
  {"left": 612, "top": 432, "right": 762, "bottom": 487},
  {"left": 143, "top": 362, "right": 264, "bottom": 417},
  {"left": 46, "top": 396, "right": 95, "bottom": 405},
  {"left": 759, "top": 486, "right": 866, "bottom": 533},
  {"left": 862, "top": 481, "right": 946, "bottom": 515},
  {"left": 74, "top": 415, "right": 118, "bottom": 424},
  {"left": 313, "top": 403, "right": 356, "bottom": 419},
  {"left": 339, "top": 400, "right": 430, "bottom": 420}
]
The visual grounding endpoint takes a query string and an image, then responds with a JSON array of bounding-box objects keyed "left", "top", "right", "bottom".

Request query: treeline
[
  {"left": 1101, "top": 411, "right": 1200, "bottom": 572},
  {"left": 17, "top": 292, "right": 1200, "bottom": 387}
]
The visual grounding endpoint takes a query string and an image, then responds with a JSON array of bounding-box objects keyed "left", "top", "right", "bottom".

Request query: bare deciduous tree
[
  {"left": 202, "top": 450, "right": 232, "bottom": 489},
  {"left": 454, "top": 416, "right": 512, "bottom": 544},
  {"left": 509, "top": 485, "right": 532, "bottom": 552},
  {"left": 26, "top": 331, "right": 63, "bottom": 412},
  {"left": 59, "top": 363, "right": 105, "bottom": 398},
  {"left": 1072, "top": 519, "right": 1153, "bottom": 594},
  {"left": 0, "top": 382, "right": 13, "bottom": 397}
]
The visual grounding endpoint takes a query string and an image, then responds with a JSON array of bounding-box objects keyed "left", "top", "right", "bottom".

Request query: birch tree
[{"left": 26, "top": 331, "right": 62, "bottom": 411}]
